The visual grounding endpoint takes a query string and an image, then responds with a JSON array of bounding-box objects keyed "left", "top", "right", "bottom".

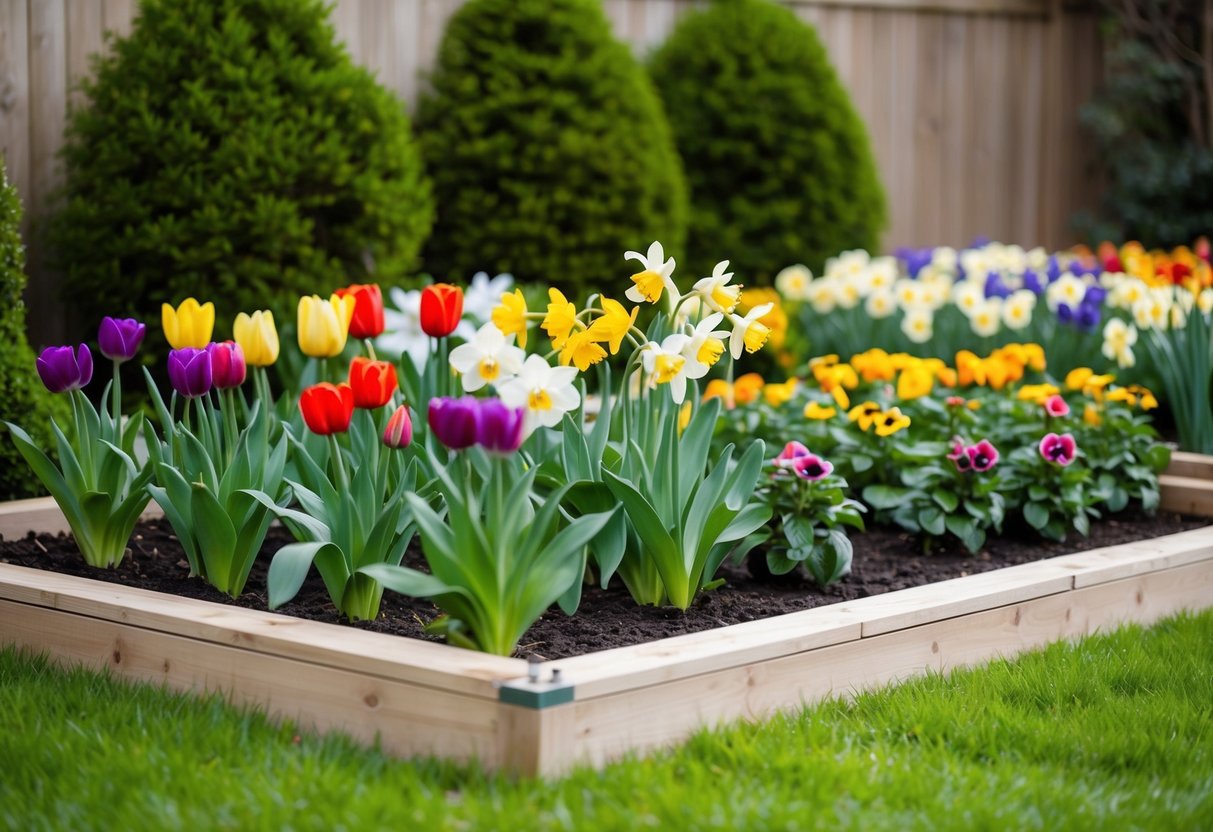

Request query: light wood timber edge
[{"left": 0, "top": 462, "right": 1211, "bottom": 776}]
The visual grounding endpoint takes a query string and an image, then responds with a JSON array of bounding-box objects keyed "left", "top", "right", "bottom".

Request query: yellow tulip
[
  {"left": 297, "top": 294, "right": 356, "bottom": 358},
  {"left": 162, "top": 298, "right": 215, "bottom": 349},
  {"left": 233, "top": 310, "right": 280, "bottom": 367}
]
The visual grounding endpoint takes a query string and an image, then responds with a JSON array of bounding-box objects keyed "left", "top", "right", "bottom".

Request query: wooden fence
[{"left": 0, "top": 0, "right": 1102, "bottom": 346}]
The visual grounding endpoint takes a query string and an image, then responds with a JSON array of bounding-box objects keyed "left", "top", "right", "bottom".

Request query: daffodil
[
  {"left": 297, "top": 293, "right": 356, "bottom": 358},
  {"left": 682, "top": 312, "right": 729, "bottom": 370},
  {"left": 1101, "top": 318, "right": 1138, "bottom": 369},
  {"left": 497, "top": 353, "right": 581, "bottom": 434},
  {"left": 728, "top": 303, "right": 774, "bottom": 359},
  {"left": 775, "top": 265, "right": 812, "bottom": 300},
  {"left": 693, "top": 260, "right": 741, "bottom": 314},
  {"left": 162, "top": 298, "right": 215, "bottom": 349},
  {"left": 804, "top": 401, "right": 836, "bottom": 420},
  {"left": 233, "top": 309, "right": 279, "bottom": 366},
  {"left": 449, "top": 322, "right": 526, "bottom": 392},
  {"left": 586, "top": 297, "right": 638, "bottom": 355},
  {"left": 625, "top": 241, "right": 677, "bottom": 304},
  {"left": 558, "top": 329, "right": 608, "bottom": 372},
  {"left": 969, "top": 299, "right": 1002, "bottom": 337},
  {"left": 642, "top": 334, "right": 698, "bottom": 404},
  {"left": 542, "top": 287, "right": 579, "bottom": 350},
  {"left": 865, "top": 289, "right": 896, "bottom": 319},
  {"left": 1001, "top": 290, "right": 1035, "bottom": 331},
  {"left": 492, "top": 288, "right": 529, "bottom": 349},
  {"left": 901, "top": 308, "right": 934, "bottom": 344}
]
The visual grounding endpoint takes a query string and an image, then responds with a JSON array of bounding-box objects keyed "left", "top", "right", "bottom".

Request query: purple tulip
[
  {"left": 428, "top": 397, "right": 478, "bottom": 450},
  {"left": 474, "top": 399, "right": 526, "bottom": 454},
  {"left": 966, "top": 439, "right": 999, "bottom": 473},
  {"left": 1039, "top": 432, "right": 1077, "bottom": 466},
  {"left": 791, "top": 453, "right": 833, "bottom": 481},
  {"left": 36, "top": 344, "right": 93, "bottom": 393},
  {"left": 97, "top": 317, "right": 146, "bottom": 362},
  {"left": 167, "top": 348, "right": 213, "bottom": 398},
  {"left": 206, "top": 341, "right": 246, "bottom": 390}
]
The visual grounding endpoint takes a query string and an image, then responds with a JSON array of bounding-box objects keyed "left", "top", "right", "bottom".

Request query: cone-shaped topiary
[
  {"left": 51, "top": 0, "right": 433, "bottom": 351},
  {"left": 650, "top": 0, "right": 887, "bottom": 280},
  {"left": 0, "top": 160, "right": 68, "bottom": 500},
  {"left": 415, "top": 0, "right": 688, "bottom": 295}
]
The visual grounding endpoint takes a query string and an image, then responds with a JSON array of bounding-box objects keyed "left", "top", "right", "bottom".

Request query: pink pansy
[
  {"left": 791, "top": 453, "right": 833, "bottom": 481},
  {"left": 773, "top": 441, "right": 811, "bottom": 469},
  {"left": 1039, "top": 432, "right": 1077, "bottom": 466},
  {"left": 966, "top": 439, "right": 999, "bottom": 473},
  {"left": 1043, "top": 395, "right": 1070, "bottom": 418},
  {"left": 947, "top": 438, "right": 972, "bottom": 472}
]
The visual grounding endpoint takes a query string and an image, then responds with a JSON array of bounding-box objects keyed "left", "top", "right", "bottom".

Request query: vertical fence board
[
  {"left": 64, "top": 0, "right": 102, "bottom": 113},
  {"left": 0, "top": 0, "right": 31, "bottom": 215},
  {"left": 100, "top": 0, "right": 133, "bottom": 39}
]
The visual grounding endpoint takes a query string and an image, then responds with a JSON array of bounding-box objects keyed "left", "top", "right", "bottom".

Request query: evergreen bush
[
  {"left": 0, "top": 161, "right": 67, "bottom": 500},
  {"left": 649, "top": 0, "right": 886, "bottom": 280},
  {"left": 415, "top": 0, "right": 687, "bottom": 295},
  {"left": 51, "top": 0, "right": 433, "bottom": 349}
]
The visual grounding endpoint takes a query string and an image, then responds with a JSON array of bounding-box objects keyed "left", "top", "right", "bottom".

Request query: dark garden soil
[{"left": 0, "top": 510, "right": 1206, "bottom": 660}]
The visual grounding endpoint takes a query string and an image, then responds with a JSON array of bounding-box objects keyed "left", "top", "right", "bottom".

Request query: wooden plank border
[{"left": 1, "top": 454, "right": 1212, "bottom": 775}]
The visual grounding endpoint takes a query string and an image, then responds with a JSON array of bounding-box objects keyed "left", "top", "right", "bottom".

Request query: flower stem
[{"left": 328, "top": 433, "right": 349, "bottom": 494}]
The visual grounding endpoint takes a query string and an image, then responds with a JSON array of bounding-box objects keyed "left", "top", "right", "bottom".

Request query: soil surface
[{"left": 1, "top": 510, "right": 1205, "bottom": 660}]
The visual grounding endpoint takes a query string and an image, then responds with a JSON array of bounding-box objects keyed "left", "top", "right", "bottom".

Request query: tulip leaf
[
  {"left": 191, "top": 484, "right": 238, "bottom": 592},
  {"left": 241, "top": 489, "right": 331, "bottom": 542},
  {"left": 267, "top": 541, "right": 346, "bottom": 610}
]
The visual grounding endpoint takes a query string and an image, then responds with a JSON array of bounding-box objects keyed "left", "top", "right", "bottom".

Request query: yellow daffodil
[
  {"left": 804, "top": 401, "right": 836, "bottom": 420},
  {"left": 896, "top": 365, "right": 933, "bottom": 401},
  {"left": 492, "top": 289, "right": 529, "bottom": 349},
  {"left": 542, "top": 288, "right": 578, "bottom": 350},
  {"left": 763, "top": 378, "right": 798, "bottom": 407},
  {"left": 874, "top": 407, "right": 911, "bottom": 437},
  {"left": 297, "top": 293, "right": 356, "bottom": 358},
  {"left": 162, "top": 298, "right": 215, "bottom": 349},
  {"left": 625, "top": 241, "right": 676, "bottom": 305},
  {"left": 232, "top": 309, "right": 279, "bottom": 367},
  {"left": 693, "top": 260, "right": 742, "bottom": 314},
  {"left": 847, "top": 401, "right": 882, "bottom": 432},
  {"left": 733, "top": 373, "right": 765, "bottom": 406},
  {"left": 738, "top": 288, "right": 787, "bottom": 350},
  {"left": 558, "top": 329, "right": 607, "bottom": 372},
  {"left": 586, "top": 297, "right": 639, "bottom": 355},
  {"left": 728, "top": 304, "right": 773, "bottom": 359}
]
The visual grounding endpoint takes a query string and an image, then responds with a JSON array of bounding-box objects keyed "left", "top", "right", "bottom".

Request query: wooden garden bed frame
[{"left": 1, "top": 452, "right": 1212, "bottom": 776}]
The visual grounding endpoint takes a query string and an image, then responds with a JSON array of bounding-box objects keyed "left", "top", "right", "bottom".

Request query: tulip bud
[
  {"left": 383, "top": 405, "right": 413, "bottom": 449},
  {"left": 207, "top": 341, "right": 247, "bottom": 390},
  {"left": 36, "top": 345, "right": 93, "bottom": 393},
  {"left": 97, "top": 317, "right": 146, "bottom": 363}
]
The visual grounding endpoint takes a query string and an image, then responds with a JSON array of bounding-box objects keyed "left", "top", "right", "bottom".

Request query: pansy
[
  {"left": 804, "top": 401, "right": 836, "bottom": 420},
  {"left": 847, "top": 401, "right": 883, "bottom": 431},
  {"left": 947, "top": 438, "right": 972, "bottom": 472},
  {"left": 625, "top": 241, "right": 677, "bottom": 304},
  {"left": 449, "top": 322, "right": 526, "bottom": 392},
  {"left": 1039, "top": 432, "right": 1077, "bottom": 466},
  {"left": 1043, "top": 394, "right": 1070, "bottom": 418},
  {"left": 874, "top": 407, "right": 911, "bottom": 437},
  {"left": 966, "top": 439, "right": 999, "bottom": 472},
  {"left": 791, "top": 453, "right": 833, "bottom": 481}
]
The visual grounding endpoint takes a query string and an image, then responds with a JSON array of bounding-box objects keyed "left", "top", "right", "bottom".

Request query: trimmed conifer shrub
[
  {"left": 649, "top": 0, "right": 887, "bottom": 280},
  {"left": 51, "top": 0, "right": 432, "bottom": 346},
  {"left": 0, "top": 161, "right": 67, "bottom": 500},
  {"left": 415, "top": 0, "right": 688, "bottom": 294}
]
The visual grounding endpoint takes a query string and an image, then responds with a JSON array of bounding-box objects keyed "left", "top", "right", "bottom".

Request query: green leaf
[
  {"left": 931, "top": 489, "right": 959, "bottom": 513},
  {"left": 1023, "top": 502, "right": 1050, "bottom": 530},
  {"left": 918, "top": 506, "right": 946, "bottom": 536},
  {"left": 267, "top": 541, "right": 347, "bottom": 610},
  {"left": 191, "top": 484, "right": 238, "bottom": 593},
  {"left": 862, "top": 485, "right": 913, "bottom": 510}
]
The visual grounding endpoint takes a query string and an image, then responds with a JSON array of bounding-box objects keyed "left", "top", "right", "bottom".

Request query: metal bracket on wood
[{"left": 496, "top": 663, "right": 574, "bottom": 709}]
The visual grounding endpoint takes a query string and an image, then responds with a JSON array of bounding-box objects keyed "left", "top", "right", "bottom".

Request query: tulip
[
  {"left": 336, "top": 283, "right": 385, "bottom": 339},
  {"left": 167, "top": 348, "right": 213, "bottom": 398},
  {"left": 1039, "top": 432, "right": 1077, "bottom": 466},
  {"left": 300, "top": 383, "right": 355, "bottom": 435},
  {"left": 207, "top": 341, "right": 247, "bottom": 390},
  {"left": 298, "top": 294, "right": 356, "bottom": 358},
  {"left": 97, "top": 317, "right": 145, "bottom": 362},
  {"left": 348, "top": 356, "right": 397, "bottom": 409},
  {"left": 162, "top": 298, "right": 215, "bottom": 349},
  {"left": 419, "top": 284, "right": 464, "bottom": 338},
  {"left": 36, "top": 345, "right": 93, "bottom": 393},
  {"left": 966, "top": 439, "right": 999, "bottom": 473},
  {"left": 474, "top": 398, "right": 526, "bottom": 454},
  {"left": 233, "top": 310, "right": 280, "bottom": 367},
  {"left": 428, "top": 396, "right": 479, "bottom": 450},
  {"left": 383, "top": 405, "right": 413, "bottom": 449},
  {"left": 791, "top": 453, "right": 833, "bottom": 481}
]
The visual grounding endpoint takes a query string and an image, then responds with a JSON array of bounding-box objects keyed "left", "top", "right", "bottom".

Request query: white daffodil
[
  {"left": 1001, "top": 290, "right": 1036, "bottom": 331},
  {"left": 1102, "top": 318, "right": 1138, "bottom": 369},
  {"left": 894, "top": 278, "right": 923, "bottom": 310},
  {"left": 969, "top": 298, "right": 1003, "bottom": 337},
  {"left": 864, "top": 257, "right": 898, "bottom": 294},
  {"left": 901, "top": 308, "right": 934, "bottom": 344},
  {"left": 775, "top": 265, "right": 813, "bottom": 301},
  {"left": 462, "top": 271, "right": 515, "bottom": 326},
  {"left": 931, "top": 246, "right": 959, "bottom": 273},
  {"left": 682, "top": 312, "right": 730, "bottom": 371},
  {"left": 864, "top": 289, "right": 896, "bottom": 320},
  {"left": 1108, "top": 277, "right": 1147, "bottom": 311},
  {"left": 826, "top": 249, "right": 869, "bottom": 281},
  {"left": 808, "top": 278, "right": 837, "bottom": 314},
  {"left": 497, "top": 353, "right": 581, "bottom": 435},
  {"left": 693, "top": 260, "right": 741, "bottom": 314},
  {"left": 1026, "top": 246, "right": 1049, "bottom": 271},
  {"left": 625, "top": 240, "right": 678, "bottom": 305},
  {"left": 1132, "top": 290, "right": 1171, "bottom": 331},
  {"left": 1199, "top": 288, "right": 1213, "bottom": 315},
  {"left": 834, "top": 280, "right": 861, "bottom": 310},
  {"left": 728, "top": 303, "right": 774, "bottom": 360},
  {"left": 952, "top": 280, "right": 986, "bottom": 316},
  {"left": 448, "top": 322, "right": 526, "bottom": 392},
  {"left": 641, "top": 334, "right": 695, "bottom": 404},
  {"left": 1046, "top": 274, "right": 1087, "bottom": 312}
]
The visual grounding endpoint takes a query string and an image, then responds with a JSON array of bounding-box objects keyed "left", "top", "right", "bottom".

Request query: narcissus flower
[
  {"left": 348, "top": 356, "right": 398, "bottom": 409},
  {"left": 36, "top": 345, "right": 93, "bottom": 393},
  {"left": 728, "top": 303, "right": 774, "bottom": 359},
  {"left": 625, "top": 241, "right": 677, "bottom": 304},
  {"left": 542, "top": 288, "right": 579, "bottom": 350},
  {"left": 298, "top": 294, "right": 356, "bottom": 358},
  {"left": 382, "top": 405, "right": 413, "bottom": 449},
  {"left": 207, "top": 341, "right": 246, "bottom": 390},
  {"left": 874, "top": 407, "right": 911, "bottom": 437},
  {"left": 586, "top": 297, "right": 638, "bottom": 355},
  {"left": 449, "top": 323, "right": 525, "bottom": 392},
  {"left": 419, "top": 283, "right": 464, "bottom": 338},
  {"left": 693, "top": 260, "right": 741, "bottom": 314},
  {"left": 233, "top": 310, "right": 279, "bottom": 367},
  {"left": 97, "top": 317, "right": 145, "bottom": 362},
  {"left": 162, "top": 298, "right": 215, "bottom": 350},
  {"left": 498, "top": 354, "right": 581, "bottom": 434},
  {"left": 300, "top": 382, "right": 354, "bottom": 435},
  {"left": 1101, "top": 318, "right": 1138, "bottom": 369},
  {"left": 491, "top": 288, "right": 529, "bottom": 349},
  {"left": 642, "top": 334, "right": 701, "bottom": 404},
  {"left": 1039, "top": 432, "right": 1077, "bottom": 466},
  {"left": 335, "top": 283, "right": 386, "bottom": 339},
  {"left": 804, "top": 401, "right": 836, "bottom": 420},
  {"left": 167, "top": 348, "right": 213, "bottom": 399},
  {"left": 682, "top": 312, "right": 729, "bottom": 371},
  {"left": 901, "top": 308, "right": 934, "bottom": 344},
  {"left": 559, "top": 329, "right": 608, "bottom": 372},
  {"left": 775, "top": 265, "right": 813, "bottom": 300}
]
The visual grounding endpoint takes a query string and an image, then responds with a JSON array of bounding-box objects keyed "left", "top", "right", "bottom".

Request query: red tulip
[
  {"left": 348, "top": 356, "right": 398, "bottom": 409},
  {"left": 383, "top": 405, "right": 413, "bottom": 449},
  {"left": 419, "top": 283, "right": 464, "bottom": 338},
  {"left": 335, "top": 283, "right": 385, "bottom": 339},
  {"left": 300, "top": 383, "right": 355, "bottom": 435}
]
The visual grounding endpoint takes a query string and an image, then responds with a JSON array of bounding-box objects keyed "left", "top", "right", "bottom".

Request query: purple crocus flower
[
  {"left": 1046, "top": 256, "right": 1062, "bottom": 282},
  {"left": 1076, "top": 302, "right": 1101, "bottom": 331},
  {"left": 966, "top": 439, "right": 999, "bottom": 473},
  {"left": 167, "top": 348, "right": 213, "bottom": 398},
  {"left": 97, "top": 317, "right": 146, "bottom": 363},
  {"left": 1056, "top": 303, "right": 1075, "bottom": 325},
  {"left": 1022, "top": 270, "right": 1044, "bottom": 295},
  {"left": 428, "top": 397, "right": 478, "bottom": 450},
  {"left": 792, "top": 453, "right": 833, "bottom": 481},
  {"left": 474, "top": 398, "right": 526, "bottom": 454},
  {"left": 206, "top": 341, "right": 246, "bottom": 390},
  {"left": 1039, "top": 432, "right": 1077, "bottom": 466},
  {"left": 984, "top": 272, "right": 1011, "bottom": 299},
  {"left": 36, "top": 344, "right": 93, "bottom": 393}
]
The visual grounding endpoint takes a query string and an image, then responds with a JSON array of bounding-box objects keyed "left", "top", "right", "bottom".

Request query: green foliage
[
  {"left": 51, "top": 0, "right": 433, "bottom": 356},
  {"left": 1076, "top": 1, "right": 1213, "bottom": 245},
  {"left": 414, "top": 0, "right": 687, "bottom": 296},
  {"left": 649, "top": 0, "right": 886, "bottom": 280},
  {"left": 0, "top": 162, "right": 67, "bottom": 500}
]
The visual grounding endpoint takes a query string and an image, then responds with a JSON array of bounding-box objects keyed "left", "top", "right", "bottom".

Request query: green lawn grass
[{"left": 3, "top": 610, "right": 1212, "bottom": 831}]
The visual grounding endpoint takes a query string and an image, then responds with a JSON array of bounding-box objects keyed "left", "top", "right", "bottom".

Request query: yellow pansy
[
  {"left": 763, "top": 378, "right": 798, "bottom": 407},
  {"left": 804, "top": 401, "right": 836, "bottom": 420},
  {"left": 851, "top": 349, "right": 895, "bottom": 383},
  {"left": 955, "top": 350, "right": 986, "bottom": 387},
  {"left": 1065, "top": 367, "right": 1094, "bottom": 391},
  {"left": 586, "top": 297, "right": 638, "bottom": 355},
  {"left": 733, "top": 373, "right": 765, "bottom": 405},
  {"left": 542, "top": 288, "right": 578, "bottom": 350},
  {"left": 492, "top": 289, "right": 529, "bottom": 349},
  {"left": 162, "top": 298, "right": 215, "bottom": 349},
  {"left": 297, "top": 293, "right": 356, "bottom": 358},
  {"left": 1017, "top": 383, "right": 1061, "bottom": 405},
  {"left": 896, "top": 365, "right": 933, "bottom": 401},
  {"left": 558, "top": 329, "right": 607, "bottom": 372},
  {"left": 703, "top": 378, "right": 735, "bottom": 408},
  {"left": 1083, "top": 403, "right": 1102, "bottom": 426},
  {"left": 874, "top": 407, "right": 911, "bottom": 437},
  {"left": 232, "top": 310, "right": 279, "bottom": 367},
  {"left": 830, "top": 385, "right": 851, "bottom": 410},
  {"left": 847, "top": 401, "right": 883, "bottom": 432}
]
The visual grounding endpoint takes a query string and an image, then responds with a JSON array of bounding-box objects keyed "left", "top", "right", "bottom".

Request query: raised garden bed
[{"left": 2, "top": 459, "right": 1213, "bottom": 776}]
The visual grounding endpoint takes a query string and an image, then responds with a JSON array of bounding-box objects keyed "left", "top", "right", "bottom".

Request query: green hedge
[
  {"left": 415, "top": 0, "right": 688, "bottom": 296},
  {"left": 650, "top": 0, "right": 887, "bottom": 280}
]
